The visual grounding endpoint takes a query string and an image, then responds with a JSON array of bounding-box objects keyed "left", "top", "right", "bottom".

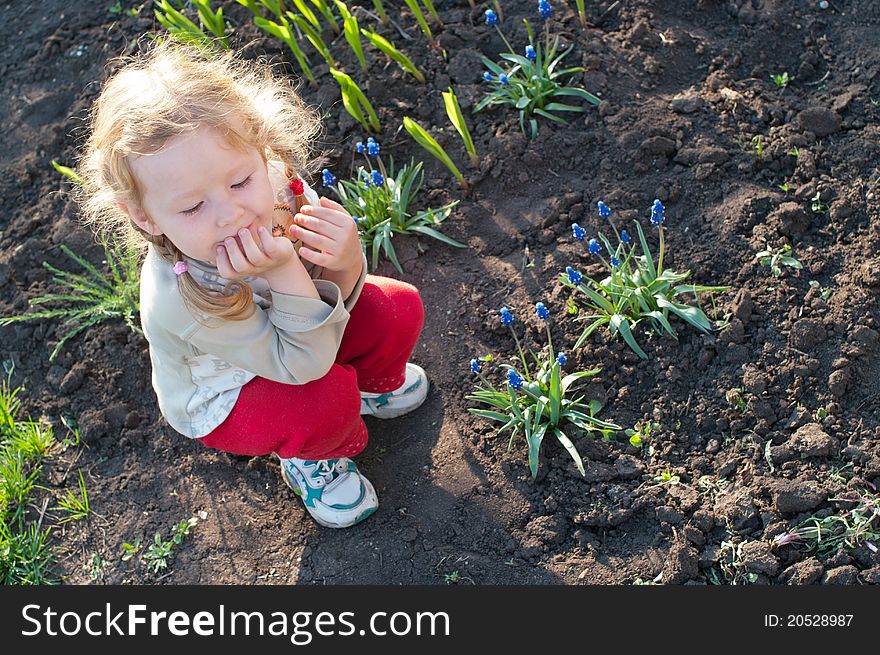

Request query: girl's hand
[
  {"left": 215, "top": 225, "right": 298, "bottom": 280},
  {"left": 290, "top": 197, "right": 362, "bottom": 273}
]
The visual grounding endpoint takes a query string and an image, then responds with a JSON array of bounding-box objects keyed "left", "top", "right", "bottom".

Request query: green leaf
[
  {"left": 611, "top": 314, "right": 648, "bottom": 359},
  {"left": 554, "top": 428, "right": 586, "bottom": 476}
]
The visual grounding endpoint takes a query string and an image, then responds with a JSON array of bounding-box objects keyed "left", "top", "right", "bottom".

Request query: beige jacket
[{"left": 139, "top": 168, "right": 367, "bottom": 438}]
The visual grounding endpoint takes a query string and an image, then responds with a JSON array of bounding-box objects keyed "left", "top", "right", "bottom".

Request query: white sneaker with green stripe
[
  {"left": 279, "top": 457, "right": 378, "bottom": 528},
  {"left": 360, "top": 363, "right": 429, "bottom": 419}
]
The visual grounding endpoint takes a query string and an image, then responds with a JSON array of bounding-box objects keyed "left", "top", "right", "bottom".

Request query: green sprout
[
  {"left": 771, "top": 72, "right": 790, "bottom": 90},
  {"left": 625, "top": 420, "right": 659, "bottom": 450},
  {"left": 288, "top": 12, "right": 334, "bottom": 66},
  {"left": 370, "top": 0, "right": 388, "bottom": 25},
  {"left": 335, "top": 1, "right": 366, "bottom": 74},
  {"left": 751, "top": 135, "right": 765, "bottom": 160},
  {"left": 442, "top": 87, "right": 479, "bottom": 169},
  {"left": 755, "top": 243, "right": 802, "bottom": 277},
  {"left": 361, "top": 29, "right": 424, "bottom": 82},
  {"left": 421, "top": 0, "right": 442, "bottom": 26},
  {"left": 330, "top": 68, "right": 380, "bottom": 133},
  {"left": 252, "top": 15, "right": 316, "bottom": 87},
  {"left": 810, "top": 191, "right": 828, "bottom": 214},
  {"left": 0, "top": 232, "right": 143, "bottom": 362},
  {"left": 53, "top": 471, "right": 90, "bottom": 523},
  {"left": 468, "top": 308, "right": 620, "bottom": 479},
  {"left": 120, "top": 538, "right": 141, "bottom": 562},
  {"left": 154, "top": 0, "right": 229, "bottom": 50},
  {"left": 403, "top": 117, "right": 468, "bottom": 192},
  {"left": 403, "top": 0, "right": 432, "bottom": 39},
  {"left": 563, "top": 202, "right": 728, "bottom": 360},
  {"left": 51, "top": 160, "right": 84, "bottom": 186}
]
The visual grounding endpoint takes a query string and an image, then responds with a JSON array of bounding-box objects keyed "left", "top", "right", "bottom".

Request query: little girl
[{"left": 76, "top": 42, "right": 428, "bottom": 529}]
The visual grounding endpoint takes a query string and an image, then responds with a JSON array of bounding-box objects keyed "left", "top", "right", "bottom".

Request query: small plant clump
[
  {"left": 0, "top": 231, "right": 143, "bottom": 361},
  {"left": 562, "top": 199, "right": 728, "bottom": 359},
  {"left": 755, "top": 243, "right": 802, "bottom": 277},
  {"left": 468, "top": 303, "right": 620, "bottom": 479},
  {"left": 323, "top": 138, "right": 464, "bottom": 273},
  {"left": 476, "top": 4, "right": 600, "bottom": 138}
]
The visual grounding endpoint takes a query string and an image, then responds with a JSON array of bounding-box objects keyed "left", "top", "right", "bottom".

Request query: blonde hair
[{"left": 77, "top": 40, "right": 322, "bottom": 320}]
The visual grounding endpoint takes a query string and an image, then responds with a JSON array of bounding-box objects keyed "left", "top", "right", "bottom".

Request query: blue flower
[
  {"left": 565, "top": 266, "right": 582, "bottom": 285},
  {"left": 499, "top": 307, "right": 515, "bottom": 326},
  {"left": 572, "top": 223, "right": 586, "bottom": 241},
  {"left": 470, "top": 358, "right": 481, "bottom": 374},
  {"left": 650, "top": 199, "right": 666, "bottom": 225},
  {"left": 499, "top": 74, "right": 510, "bottom": 86},
  {"left": 621, "top": 229, "right": 632, "bottom": 244},
  {"left": 484, "top": 8, "right": 497, "bottom": 25},
  {"left": 538, "top": 0, "right": 552, "bottom": 21},
  {"left": 370, "top": 170, "right": 384, "bottom": 186},
  {"left": 610, "top": 256, "right": 620, "bottom": 268},
  {"left": 597, "top": 201, "right": 612, "bottom": 218},
  {"left": 506, "top": 369, "right": 524, "bottom": 390},
  {"left": 535, "top": 302, "right": 549, "bottom": 319},
  {"left": 352, "top": 216, "right": 362, "bottom": 224},
  {"left": 556, "top": 352, "right": 567, "bottom": 366},
  {"left": 321, "top": 169, "right": 336, "bottom": 187},
  {"left": 483, "top": 71, "right": 493, "bottom": 82},
  {"left": 366, "top": 137, "right": 380, "bottom": 157},
  {"left": 355, "top": 141, "right": 364, "bottom": 154},
  {"left": 588, "top": 238, "right": 602, "bottom": 255},
  {"left": 525, "top": 45, "right": 536, "bottom": 61}
]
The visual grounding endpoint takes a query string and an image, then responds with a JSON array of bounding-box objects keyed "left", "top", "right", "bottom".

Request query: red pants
[{"left": 198, "top": 275, "right": 424, "bottom": 460}]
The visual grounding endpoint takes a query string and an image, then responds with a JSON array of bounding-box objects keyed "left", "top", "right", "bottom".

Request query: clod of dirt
[
  {"left": 713, "top": 489, "right": 761, "bottom": 533},
  {"left": 827, "top": 367, "right": 850, "bottom": 398},
  {"left": 788, "top": 423, "right": 838, "bottom": 458},
  {"left": 767, "top": 478, "right": 826, "bottom": 514},
  {"left": 779, "top": 558, "right": 824, "bottom": 585},
  {"left": 796, "top": 107, "right": 841, "bottom": 138},
  {"left": 861, "top": 566, "right": 880, "bottom": 585},
  {"left": 822, "top": 565, "right": 860, "bottom": 585},
  {"left": 662, "top": 537, "right": 699, "bottom": 584},
  {"left": 742, "top": 366, "right": 768, "bottom": 395},
  {"left": 772, "top": 201, "right": 811, "bottom": 238},
  {"left": 613, "top": 454, "right": 645, "bottom": 480},
  {"left": 740, "top": 540, "right": 780, "bottom": 577},
  {"left": 669, "top": 93, "right": 702, "bottom": 114},
  {"left": 789, "top": 319, "right": 826, "bottom": 350},
  {"left": 525, "top": 514, "right": 569, "bottom": 547}
]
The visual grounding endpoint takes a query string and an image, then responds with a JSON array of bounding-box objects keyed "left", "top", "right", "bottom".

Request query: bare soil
[{"left": 1, "top": 0, "right": 878, "bottom": 585}]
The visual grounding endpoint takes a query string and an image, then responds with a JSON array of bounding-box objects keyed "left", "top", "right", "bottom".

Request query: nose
[{"left": 216, "top": 196, "right": 245, "bottom": 229}]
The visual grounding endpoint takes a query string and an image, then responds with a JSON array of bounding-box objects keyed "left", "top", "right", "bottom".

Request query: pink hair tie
[{"left": 173, "top": 261, "right": 189, "bottom": 276}]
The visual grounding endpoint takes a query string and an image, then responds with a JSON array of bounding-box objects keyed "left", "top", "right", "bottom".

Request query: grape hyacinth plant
[
  {"left": 322, "top": 138, "right": 464, "bottom": 273},
  {"left": 562, "top": 200, "right": 729, "bottom": 359},
  {"left": 475, "top": 3, "right": 600, "bottom": 138},
  {"left": 468, "top": 304, "right": 620, "bottom": 479}
]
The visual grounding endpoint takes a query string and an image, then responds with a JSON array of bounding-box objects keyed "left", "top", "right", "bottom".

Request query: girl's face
[{"left": 123, "top": 126, "right": 275, "bottom": 265}]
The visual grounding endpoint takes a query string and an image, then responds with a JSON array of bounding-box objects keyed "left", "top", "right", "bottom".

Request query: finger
[
  {"left": 290, "top": 224, "right": 337, "bottom": 253},
  {"left": 223, "top": 235, "right": 250, "bottom": 272},
  {"left": 257, "top": 225, "right": 279, "bottom": 254},
  {"left": 215, "top": 245, "right": 238, "bottom": 279},
  {"left": 292, "top": 212, "right": 345, "bottom": 238},
  {"left": 319, "top": 195, "right": 347, "bottom": 213},
  {"left": 297, "top": 246, "right": 332, "bottom": 268},
  {"left": 297, "top": 205, "right": 352, "bottom": 230},
  {"left": 238, "top": 227, "right": 268, "bottom": 267}
]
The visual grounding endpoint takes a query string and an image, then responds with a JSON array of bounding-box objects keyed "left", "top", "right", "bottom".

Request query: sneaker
[
  {"left": 279, "top": 456, "right": 378, "bottom": 528},
  {"left": 360, "top": 363, "right": 429, "bottom": 419}
]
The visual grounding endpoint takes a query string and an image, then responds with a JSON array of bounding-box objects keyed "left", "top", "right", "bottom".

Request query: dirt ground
[{"left": 1, "top": 0, "right": 878, "bottom": 585}]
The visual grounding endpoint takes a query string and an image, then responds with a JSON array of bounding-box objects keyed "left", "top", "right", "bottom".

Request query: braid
[{"left": 151, "top": 233, "right": 254, "bottom": 321}]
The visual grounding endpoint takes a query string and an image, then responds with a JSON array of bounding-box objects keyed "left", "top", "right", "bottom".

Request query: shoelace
[{"left": 312, "top": 459, "right": 345, "bottom": 484}]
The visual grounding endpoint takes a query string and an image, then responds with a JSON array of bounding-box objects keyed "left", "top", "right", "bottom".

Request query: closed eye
[
  {"left": 180, "top": 175, "right": 252, "bottom": 215},
  {"left": 182, "top": 202, "right": 202, "bottom": 216}
]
